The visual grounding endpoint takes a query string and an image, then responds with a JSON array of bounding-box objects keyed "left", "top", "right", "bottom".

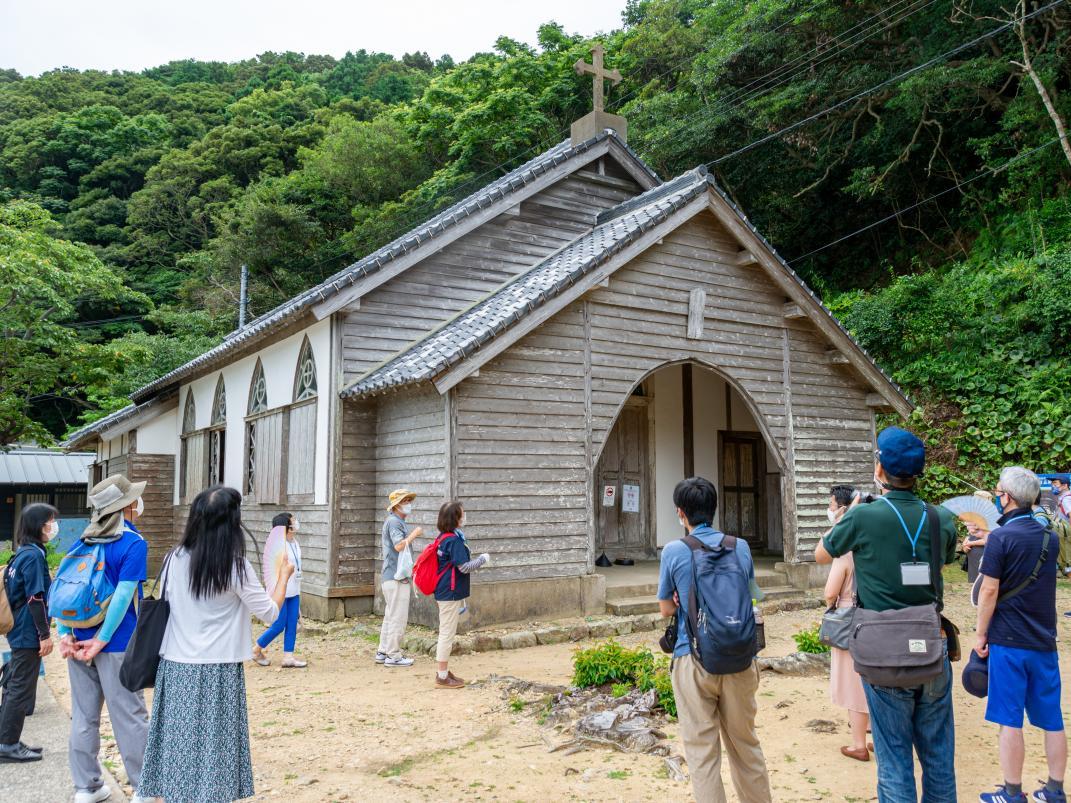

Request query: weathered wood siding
[
  {"left": 127, "top": 452, "right": 176, "bottom": 574},
  {"left": 337, "top": 398, "right": 378, "bottom": 587},
  {"left": 452, "top": 210, "right": 875, "bottom": 574},
  {"left": 340, "top": 171, "right": 642, "bottom": 381}
]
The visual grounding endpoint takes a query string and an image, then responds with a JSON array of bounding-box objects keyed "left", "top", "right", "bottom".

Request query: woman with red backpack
[{"left": 429, "top": 501, "right": 489, "bottom": 689}]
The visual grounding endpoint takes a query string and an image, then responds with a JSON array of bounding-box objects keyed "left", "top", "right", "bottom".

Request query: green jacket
[{"left": 823, "top": 490, "right": 958, "bottom": 612}]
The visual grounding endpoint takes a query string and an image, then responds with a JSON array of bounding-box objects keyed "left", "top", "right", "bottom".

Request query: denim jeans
[{"left": 863, "top": 656, "right": 956, "bottom": 803}]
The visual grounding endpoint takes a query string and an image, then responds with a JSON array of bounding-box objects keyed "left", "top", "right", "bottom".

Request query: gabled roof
[
  {"left": 64, "top": 392, "right": 177, "bottom": 450},
  {"left": 342, "top": 169, "right": 912, "bottom": 416},
  {"left": 0, "top": 447, "right": 94, "bottom": 486},
  {"left": 129, "top": 130, "right": 658, "bottom": 404}
]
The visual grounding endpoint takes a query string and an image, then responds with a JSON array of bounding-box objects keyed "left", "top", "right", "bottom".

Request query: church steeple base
[{"left": 571, "top": 110, "right": 628, "bottom": 145}]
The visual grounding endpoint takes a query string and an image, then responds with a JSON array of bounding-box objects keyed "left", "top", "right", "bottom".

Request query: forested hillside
[{"left": 3, "top": 0, "right": 1069, "bottom": 490}]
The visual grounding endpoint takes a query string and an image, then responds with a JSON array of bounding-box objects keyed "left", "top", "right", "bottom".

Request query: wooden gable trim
[
  {"left": 98, "top": 395, "right": 178, "bottom": 443},
  {"left": 701, "top": 189, "right": 913, "bottom": 418},
  {"left": 431, "top": 194, "right": 709, "bottom": 395},
  {"left": 311, "top": 140, "right": 659, "bottom": 322}
]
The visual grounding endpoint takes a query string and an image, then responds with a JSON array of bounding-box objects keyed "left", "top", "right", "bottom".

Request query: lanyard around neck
[{"left": 878, "top": 496, "right": 927, "bottom": 559}]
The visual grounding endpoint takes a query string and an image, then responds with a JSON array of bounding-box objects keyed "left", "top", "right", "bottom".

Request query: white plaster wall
[
  {"left": 652, "top": 367, "right": 684, "bottom": 547},
  {"left": 172, "top": 317, "right": 333, "bottom": 505},
  {"left": 137, "top": 408, "right": 178, "bottom": 455}
]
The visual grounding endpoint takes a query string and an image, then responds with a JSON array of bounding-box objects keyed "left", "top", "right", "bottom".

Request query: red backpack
[{"left": 413, "top": 533, "right": 457, "bottom": 596}]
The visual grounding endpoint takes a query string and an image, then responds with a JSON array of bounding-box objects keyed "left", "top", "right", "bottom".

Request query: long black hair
[
  {"left": 182, "top": 485, "right": 246, "bottom": 599},
  {"left": 15, "top": 502, "right": 58, "bottom": 548}
]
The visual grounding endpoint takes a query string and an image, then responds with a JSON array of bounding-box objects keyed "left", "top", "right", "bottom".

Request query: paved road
[{"left": 0, "top": 673, "right": 128, "bottom": 803}]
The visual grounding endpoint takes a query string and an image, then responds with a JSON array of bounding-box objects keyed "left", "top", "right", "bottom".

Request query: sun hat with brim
[
  {"left": 961, "top": 649, "right": 989, "bottom": 698},
  {"left": 387, "top": 489, "right": 416, "bottom": 511},
  {"left": 88, "top": 474, "right": 147, "bottom": 519}
]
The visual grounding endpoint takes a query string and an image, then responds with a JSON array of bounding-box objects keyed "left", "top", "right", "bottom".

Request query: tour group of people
[{"left": 0, "top": 425, "right": 1067, "bottom": 802}]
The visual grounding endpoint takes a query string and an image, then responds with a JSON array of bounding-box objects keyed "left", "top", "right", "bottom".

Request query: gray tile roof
[
  {"left": 342, "top": 169, "right": 711, "bottom": 399},
  {"left": 0, "top": 447, "right": 94, "bottom": 486},
  {"left": 130, "top": 130, "right": 658, "bottom": 404},
  {"left": 63, "top": 392, "right": 175, "bottom": 450}
]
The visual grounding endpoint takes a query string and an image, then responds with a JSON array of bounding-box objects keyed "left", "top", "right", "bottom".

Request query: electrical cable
[{"left": 787, "top": 134, "right": 1066, "bottom": 263}]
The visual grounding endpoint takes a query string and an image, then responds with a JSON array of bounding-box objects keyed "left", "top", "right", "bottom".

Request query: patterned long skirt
[{"left": 138, "top": 659, "right": 254, "bottom": 802}]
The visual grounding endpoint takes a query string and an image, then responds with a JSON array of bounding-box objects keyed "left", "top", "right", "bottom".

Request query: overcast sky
[{"left": 1, "top": 0, "right": 627, "bottom": 76}]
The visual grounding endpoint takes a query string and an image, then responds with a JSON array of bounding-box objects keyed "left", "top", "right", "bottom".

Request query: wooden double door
[
  {"left": 595, "top": 400, "right": 651, "bottom": 555},
  {"left": 719, "top": 433, "right": 767, "bottom": 549}
]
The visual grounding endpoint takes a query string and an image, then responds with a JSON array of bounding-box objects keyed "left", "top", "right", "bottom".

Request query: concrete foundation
[{"left": 777, "top": 560, "right": 830, "bottom": 590}]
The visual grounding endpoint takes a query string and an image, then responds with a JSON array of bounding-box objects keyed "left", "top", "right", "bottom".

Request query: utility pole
[{"left": 238, "top": 264, "right": 249, "bottom": 329}]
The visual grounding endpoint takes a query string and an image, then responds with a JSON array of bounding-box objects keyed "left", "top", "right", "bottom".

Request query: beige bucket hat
[
  {"left": 387, "top": 489, "right": 416, "bottom": 511},
  {"left": 88, "top": 474, "right": 147, "bottom": 519}
]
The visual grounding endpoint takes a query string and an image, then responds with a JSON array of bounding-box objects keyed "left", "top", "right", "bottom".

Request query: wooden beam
[
  {"left": 683, "top": 364, "right": 694, "bottom": 478},
  {"left": 735, "top": 250, "right": 759, "bottom": 267},
  {"left": 705, "top": 188, "right": 913, "bottom": 418},
  {"left": 825, "top": 348, "right": 851, "bottom": 366},
  {"left": 687, "top": 288, "right": 706, "bottom": 339},
  {"left": 432, "top": 195, "right": 709, "bottom": 394},
  {"left": 866, "top": 392, "right": 895, "bottom": 410},
  {"left": 782, "top": 302, "right": 806, "bottom": 320},
  {"left": 311, "top": 139, "right": 624, "bottom": 321}
]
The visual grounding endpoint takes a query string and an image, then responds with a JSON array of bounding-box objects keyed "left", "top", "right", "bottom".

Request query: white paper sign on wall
[
  {"left": 622, "top": 484, "right": 640, "bottom": 513},
  {"left": 602, "top": 485, "right": 616, "bottom": 507}
]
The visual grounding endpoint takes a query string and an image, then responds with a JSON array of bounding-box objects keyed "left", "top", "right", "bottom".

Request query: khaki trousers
[
  {"left": 436, "top": 599, "right": 464, "bottom": 663},
  {"left": 377, "top": 579, "right": 411, "bottom": 659},
  {"left": 671, "top": 654, "right": 772, "bottom": 803}
]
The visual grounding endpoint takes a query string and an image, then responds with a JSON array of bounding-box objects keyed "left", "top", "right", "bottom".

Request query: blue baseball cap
[{"left": 876, "top": 426, "right": 926, "bottom": 478}]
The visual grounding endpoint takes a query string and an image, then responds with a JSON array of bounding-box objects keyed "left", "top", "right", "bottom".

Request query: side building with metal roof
[
  {"left": 0, "top": 447, "right": 95, "bottom": 551},
  {"left": 66, "top": 121, "right": 910, "bottom": 623}
]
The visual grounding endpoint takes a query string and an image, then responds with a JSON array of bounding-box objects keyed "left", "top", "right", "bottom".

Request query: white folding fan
[{"left": 941, "top": 495, "right": 1000, "bottom": 533}]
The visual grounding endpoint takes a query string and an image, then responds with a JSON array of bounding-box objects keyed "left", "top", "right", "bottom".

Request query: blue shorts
[{"left": 986, "top": 644, "right": 1064, "bottom": 731}]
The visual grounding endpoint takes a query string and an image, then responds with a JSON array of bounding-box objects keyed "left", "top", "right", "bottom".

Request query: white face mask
[
  {"left": 133, "top": 497, "right": 144, "bottom": 518},
  {"left": 45, "top": 519, "right": 59, "bottom": 541},
  {"left": 678, "top": 514, "right": 688, "bottom": 529},
  {"left": 289, "top": 519, "right": 299, "bottom": 533},
  {"left": 401, "top": 504, "right": 413, "bottom": 516},
  {"left": 458, "top": 515, "right": 466, "bottom": 529},
  {"left": 826, "top": 509, "right": 839, "bottom": 525}
]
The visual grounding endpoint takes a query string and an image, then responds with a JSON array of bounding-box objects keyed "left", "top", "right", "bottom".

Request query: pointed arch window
[
  {"left": 207, "top": 376, "right": 226, "bottom": 485},
  {"left": 287, "top": 338, "right": 317, "bottom": 499},
  {"left": 244, "top": 359, "right": 283, "bottom": 503},
  {"left": 179, "top": 390, "right": 205, "bottom": 501},
  {"left": 248, "top": 361, "right": 268, "bottom": 415}
]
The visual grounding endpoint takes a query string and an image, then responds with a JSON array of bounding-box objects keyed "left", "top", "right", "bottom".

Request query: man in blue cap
[{"left": 816, "top": 426, "right": 959, "bottom": 802}]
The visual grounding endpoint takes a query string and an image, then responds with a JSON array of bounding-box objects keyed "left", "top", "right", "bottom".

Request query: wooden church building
[{"left": 67, "top": 69, "right": 910, "bottom": 622}]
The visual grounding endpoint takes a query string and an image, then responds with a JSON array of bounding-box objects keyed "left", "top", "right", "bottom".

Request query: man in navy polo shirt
[{"left": 976, "top": 467, "right": 1065, "bottom": 803}]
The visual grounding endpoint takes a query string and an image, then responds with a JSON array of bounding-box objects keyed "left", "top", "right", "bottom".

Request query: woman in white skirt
[{"left": 137, "top": 485, "right": 293, "bottom": 802}]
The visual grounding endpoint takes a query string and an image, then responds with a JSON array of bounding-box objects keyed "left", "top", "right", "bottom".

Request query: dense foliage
[
  {"left": 2, "top": 0, "right": 1068, "bottom": 486},
  {"left": 572, "top": 640, "right": 676, "bottom": 717}
]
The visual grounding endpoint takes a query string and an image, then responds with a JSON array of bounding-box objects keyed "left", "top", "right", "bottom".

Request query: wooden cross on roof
[{"left": 574, "top": 44, "right": 621, "bottom": 114}]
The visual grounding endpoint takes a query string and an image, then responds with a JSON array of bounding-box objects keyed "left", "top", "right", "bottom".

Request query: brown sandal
[{"left": 841, "top": 746, "right": 870, "bottom": 762}]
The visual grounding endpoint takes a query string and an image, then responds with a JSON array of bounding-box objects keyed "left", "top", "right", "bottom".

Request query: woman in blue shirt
[{"left": 0, "top": 503, "right": 56, "bottom": 763}]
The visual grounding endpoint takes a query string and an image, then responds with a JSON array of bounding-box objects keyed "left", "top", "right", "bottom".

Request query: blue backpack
[
  {"left": 48, "top": 539, "right": 117, "bottom": 629},
  {"left": 683, "top": 533, "right": 757, "bottom": 675}
]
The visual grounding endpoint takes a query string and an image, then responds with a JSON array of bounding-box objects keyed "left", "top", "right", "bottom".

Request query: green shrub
[
  {"left": 572, "top": 639, "right": 654, "bottom": 688},
  {"left": 610, "top": 683, "right": 630, "bottom": 698},
  {"left": 636, "top": 654, "right": 677, "bottom": 718},
  {"left": 792, "top": 625, "right": 830, "bottom": 655}
]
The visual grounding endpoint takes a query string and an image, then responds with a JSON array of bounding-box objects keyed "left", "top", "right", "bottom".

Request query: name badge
[{"left": 901, "top": 561, "right": 931, "bottom": 586}]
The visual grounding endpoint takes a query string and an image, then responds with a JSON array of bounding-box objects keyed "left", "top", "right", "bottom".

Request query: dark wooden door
[
  {"left": 596, "top": 401, "right": 650, "bottom": 553},
  {"left": 720, "top": 433, "right": 765, "bottom": 548}
]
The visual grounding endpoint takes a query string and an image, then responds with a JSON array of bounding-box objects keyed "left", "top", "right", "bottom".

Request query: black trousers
[{"left": 0, "top": 648, "right": 41, "bottom": 745}]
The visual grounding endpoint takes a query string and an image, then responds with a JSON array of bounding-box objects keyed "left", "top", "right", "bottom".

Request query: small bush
[
  {"left": 636, "top": 654, "right": 677, "bottom": 718},
  {"left": 610, "top": 683, "right": 630, "bottom": 698},
  {"left": 792, "top": 625, "right": 830, "bottom": 655},
  {"left": 572, "top": 639, "right": 654, "bottom": 688}
]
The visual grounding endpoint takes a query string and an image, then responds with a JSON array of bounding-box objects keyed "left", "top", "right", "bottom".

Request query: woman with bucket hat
[
  {"left": 53, "top": 474, "right": 151, "bottom": 803},
  {"left": 375, "top": 489, "right": 423, "bottom": 667}
]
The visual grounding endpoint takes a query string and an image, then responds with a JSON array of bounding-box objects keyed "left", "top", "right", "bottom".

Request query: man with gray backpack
[
  {"left": 816, "top": 427, "right": 959, "bottom": 803},
  {"left": 50, "top": 474, "right": 151, "bottom": 803},
  {"left": 656, "top": 476, "right": 772, "bottom": 803}
]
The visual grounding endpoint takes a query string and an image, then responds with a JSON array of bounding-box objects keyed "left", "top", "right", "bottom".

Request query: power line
[
  {"left": 788, "top": 134, "right": 1066, "bottom": 263},
  {"left": 707, "top": 0, "right": 1067, "bottom": 166}
]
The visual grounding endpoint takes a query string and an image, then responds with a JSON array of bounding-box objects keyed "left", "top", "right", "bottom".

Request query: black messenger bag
[{"left": 849, "top": 504, "right": 958, "bottom": 688}]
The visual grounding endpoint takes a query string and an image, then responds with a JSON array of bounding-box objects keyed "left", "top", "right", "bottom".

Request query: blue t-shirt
[
  {"left": 4, "top": 544, "right": 50, "bottom": 650},
  {"left": 434, "top": 531, "right": 471, "bottom": 602},
  {"left": 657, "top": 525, "right": 758, "bottom": 658},
  {"left": 71, "top": 522, "right": 148, "bottom": 652},
  {"left": 980, "top": 510, "right": 1058, "bottom": 652}
]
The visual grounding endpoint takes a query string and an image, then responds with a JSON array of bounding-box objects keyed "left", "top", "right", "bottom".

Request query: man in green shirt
[{"left": 815, "top": 426, "right": 958, "bottom": 803}]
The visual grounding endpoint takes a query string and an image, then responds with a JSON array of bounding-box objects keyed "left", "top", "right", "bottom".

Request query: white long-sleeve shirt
[{"left": 159, "top": 549, "right": 279, "bottom": 664}]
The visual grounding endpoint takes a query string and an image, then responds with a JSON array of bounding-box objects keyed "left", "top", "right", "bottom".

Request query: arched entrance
[{"left": 593, "top": 361, "right": 786, "bottom": 561}]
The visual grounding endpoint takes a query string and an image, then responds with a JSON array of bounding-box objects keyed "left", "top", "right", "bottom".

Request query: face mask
[
  {"left": 458, "top": 515, "right": 466, "bottom": 529},
  {"left": 994, "top": 493, "right": 1005, "bottom": 515},
  {"left": 45, "top": 520, "right": 59, "bottom": 541},
  {"left": 826, "top": 509, "right": 838, "bottom": 525},
  {"left": 678, "top": 514, "right": 688, "bottom": 529},
  {"left": 401, "top": 504, "right": 412, "bottom": 516},
  {"left": 290, "top": 520, "right": 299, "bottom": 533},
  {"left": 133, "top": 497, "right": 144, "bottom": 518}
]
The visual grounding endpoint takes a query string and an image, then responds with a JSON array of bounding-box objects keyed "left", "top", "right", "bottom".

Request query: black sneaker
[
  {"left": 19, "top": 741, "right": 42, "bottom": 754},
  {"left": 0, "top": 742, "right": 42, "bottom": 762}
]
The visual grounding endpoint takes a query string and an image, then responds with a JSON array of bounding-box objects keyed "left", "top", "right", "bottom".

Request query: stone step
[
  {"left": 605, "top": 584, "right": 806, "bottom": 617},
  {"left": 606, "top": 582, "right": 660, "bottom": 601}
]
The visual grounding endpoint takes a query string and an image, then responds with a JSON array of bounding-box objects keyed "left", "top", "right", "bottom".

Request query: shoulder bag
[
  {"left": 848, "top": 503, "right": 957, "bottom": 687},
  {"left": 119, "top": 550, "right": 173, "bottom": 692},
  {"left": 818, "top": 572, "right": 855, "bottom": 651}
]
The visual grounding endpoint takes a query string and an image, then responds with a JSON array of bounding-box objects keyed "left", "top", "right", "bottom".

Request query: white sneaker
[
  {"left": 384, "top": 656, "right": 414, "bottom": 667},
  {"left": 74, "top": 788, "right": 112, "bottom": 803},
  {"left": 374, "top": 651, "right": 388, "bottom": 664}
]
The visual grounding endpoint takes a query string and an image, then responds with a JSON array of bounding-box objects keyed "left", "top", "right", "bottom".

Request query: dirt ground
[{"left": 43, "top": 568, "right": 1071, "bottom": 802}]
